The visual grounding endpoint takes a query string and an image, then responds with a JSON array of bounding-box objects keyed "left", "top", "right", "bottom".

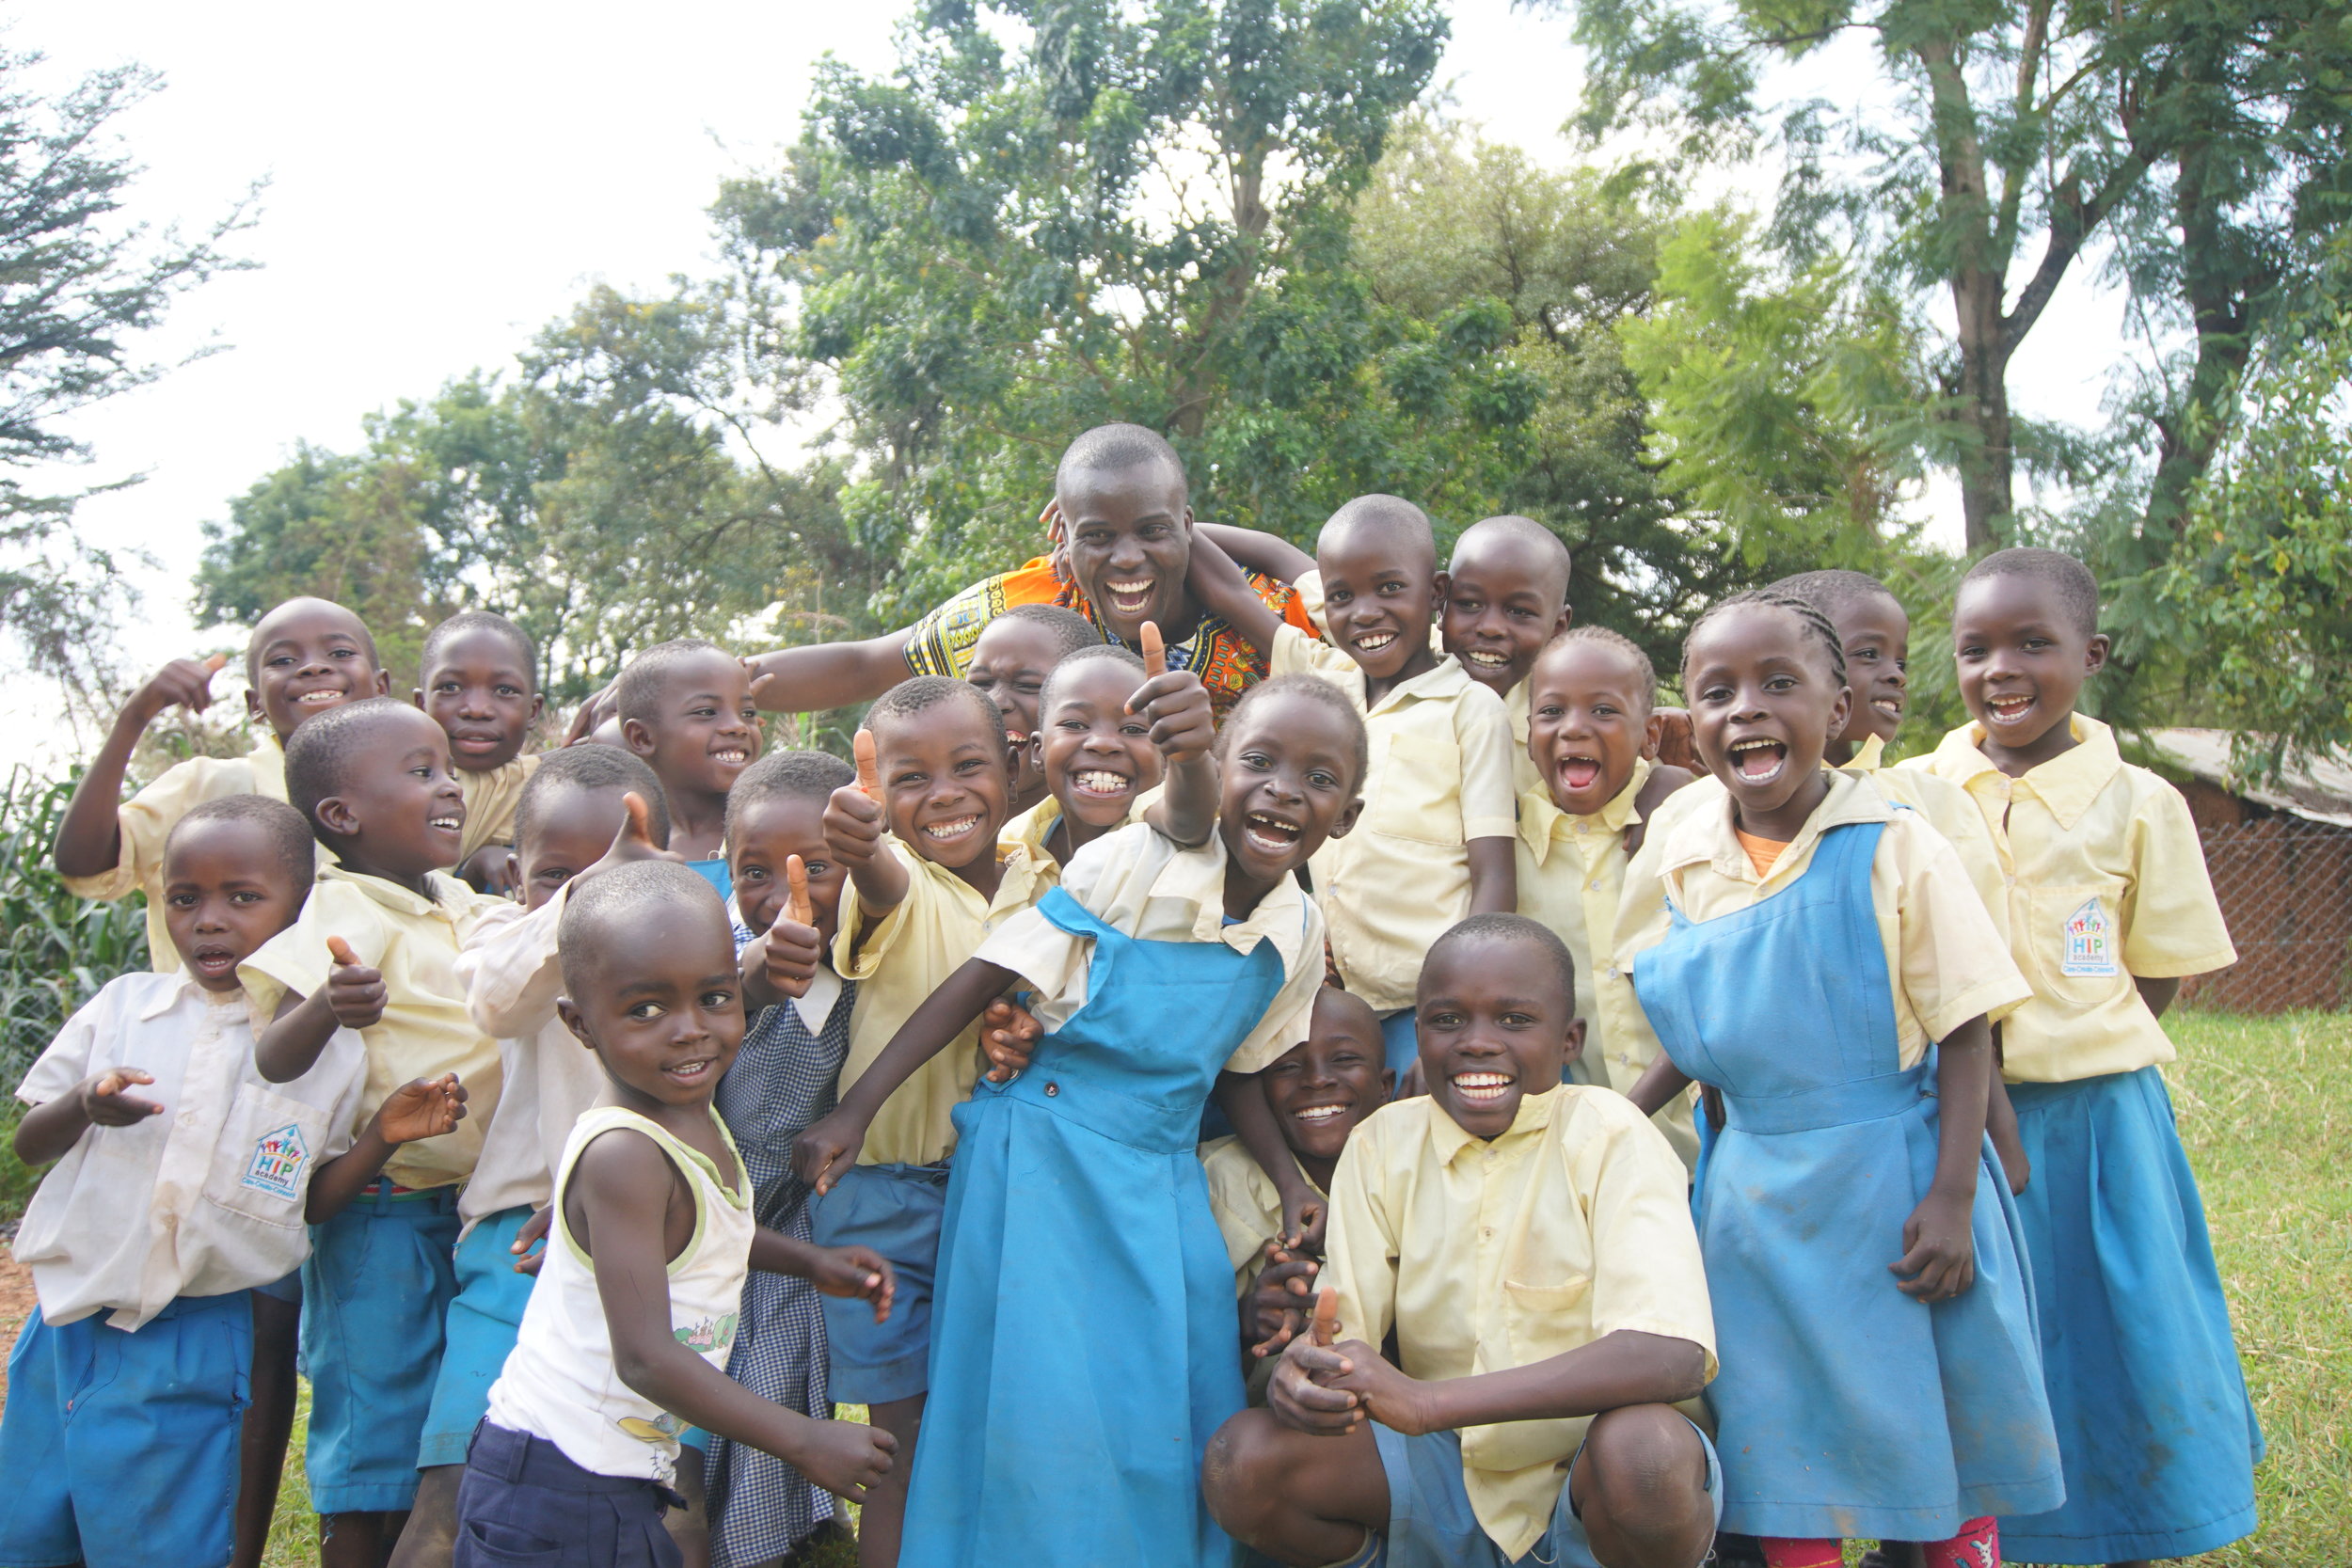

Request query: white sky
[{"left": 10, "top": 0, "right": 2131, "bottom": 765}]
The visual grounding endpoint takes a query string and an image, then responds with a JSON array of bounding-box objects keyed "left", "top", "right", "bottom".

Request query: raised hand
[
  {"left": 742, "top": 655, "right": 784, "bottom": 713},
  {"left": 792, "top": 1418, "right": 898, "bottom": 1504},
  {"left": 979, "top": 997, "right": 1043, "bottom": 1084},
  {"left": 793, "top": 1110, "right": 867, "bottom": 1196},
  {"left": 1893, "top": 1189, "right": 1978, "bottom": 1302},
  {"left": 823, "top": 731, "right": 888, "bottom": 870},
  {"left": 375, "top": 1072, "right": 469, "bottom": 1145},
  {"left": 759, "top": 854, "right": 824, "bottom": 1000},
  {"left": 1650, "top": 705, "right": 1700, "bottom": 770},
  {"left": 128, "top": 653, "right": 228, "bottom": 725},
  {"left": 807, "top": 1244, "right": 897, "bottom": 1323},
  {"left": 586, "top": 791, "right": 675, "bottom": 879},
  {"left": 323, "top": 937, "right": 388, "bottom": 1030},
  {"left": 78, "top": 1066, "right": 165, "bottom": 1126},
  {"left": 1125, "top": 621, "right": 1216, "bottom": 765},
  {"left": 563, "top": 684, "right": 616, "bottom": 746}
]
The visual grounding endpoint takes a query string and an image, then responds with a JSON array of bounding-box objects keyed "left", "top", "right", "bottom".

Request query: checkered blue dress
[{"left": 706, "top": 974, "right": 856, "bottom": 1566}]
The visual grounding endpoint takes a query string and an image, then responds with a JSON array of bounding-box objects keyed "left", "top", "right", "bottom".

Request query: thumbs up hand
[
  {"left": 1124, "top": 622, "right": 1216, "bottom": 765},
  {"left": 823, "top": 732, "right": 888, "bottom": 871},
  {"left": 758, "top": 855, "right": 825, "bottom": 1001},
  {"left": 1268, "top": 1287, "right": 1367, "bottom": 1435},
  {"left": 129, "top": 653, "right": 230, "bottom": 725},
  {"left": 323, "top": 937, "right": 388, "bottom": 1030},
  {"left": 585, "top": 793, "right": 677, "bottom": 881}
]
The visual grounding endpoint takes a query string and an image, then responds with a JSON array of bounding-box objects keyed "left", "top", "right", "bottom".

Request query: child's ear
[
  {"left": 1562, "top": 1016, "right": 1588, "bottom": 1068},
  {"left": 410, "top": 688, "right": 426, "bottom": 711},
  {"left": 556, "top": 996, "right": 596, "bottom": 1051},
  {"left": 621, "top": 717, "right": 658, "bottom": 758},
  {"left": 371, "top": 669, "right": 393, "bottom": 698},
  {"left": 2084, "top": 632, "right": 2111, "bottom": 676},
  {"left": 246, "top": 687, "right": 264, "bottom": 725},
  {"left": 1325, "top": 794, "right": 1366, "bottom": 842},
  {"left": 313, "top": 796, "right": 360, "bottom": 840},
  {"left": 1377, "top": 1067, "right": 1396, "bottom": 1100},
  {"left": 1640, "top": 708, "right": 1665, "bottom": 762},
  {"left": 1824, "top": 686, "right": 1853, "bottom": 752},
  {"left": 1429, "top": 569, "right": 1451, "bottom": 610},
  {"left": 1551, "top": 606, "right": 1573, "bottom": 638},
  {"left": 503, "top": 851, "right": 522, "bottom": 895},
  {"left": 528, "top": 692, "right": 546, "bottom": 722},
  {"left": 1027, "top": 730, "right": 1044, "bottom": 773}
]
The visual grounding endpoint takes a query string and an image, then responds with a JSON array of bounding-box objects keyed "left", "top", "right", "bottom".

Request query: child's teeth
[
  {"left": 924, "top": 815, "right": 980, "bottom": 839},
  {"left": 1074, "top": 770, "right": 1128, "bottom": 793},
  {"left": 1294, "top": 1105, "right": 1344, "bottom": 1122},
  {"left": 1468, "top": 651, "right": 1506, "bottom": 665}
]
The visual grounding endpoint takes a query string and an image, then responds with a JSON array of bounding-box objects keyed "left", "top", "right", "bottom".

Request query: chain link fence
[{"left": 2180, "top": 816, "right": 2352, "bottom": 1013}]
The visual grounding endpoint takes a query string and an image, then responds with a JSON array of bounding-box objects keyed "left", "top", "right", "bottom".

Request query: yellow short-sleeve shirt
[
  {"left": 240, "top": 865, "right": 507, "bottom": 1190},
  {"left": 1324, "top": 1085, "right": 1717, "bottom": 1560},
  {"left": 1274, "top": 627, "right": 1518, "bottom": 1012},
  {"left": 1198, "top": 1135, "right": 1326, "bottom": 1300},
  {"left": 833, "top": 841, "right": 1048, "bottom": 1166},
  {"left": 1907, "top": 715, "right": 2235, "bottom": 1082},
  {"left": 63, "top": 740, "right": 295, "bottom": 973},
  {"left": 454, "top": 752, "right": 542, "bottom": 864},
  {"left": 1619, "top": 770, "right": 2030, "bottom": 1069}
]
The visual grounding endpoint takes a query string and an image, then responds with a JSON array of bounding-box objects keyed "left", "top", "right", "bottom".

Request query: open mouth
[
  {"left": 1986, "top": 692, "right": 2035, "bottom": 725},
  {"left": 710, "top": 748, "right": 750, "bottom": 768},
  {"left": 1290, "top": 1102, "right": 1350, "bottom": 1126},
  {"left": 1352, "top": 629, "right": 1398, "bottom": 656},
  {"left": 189, "top": 946, "right": 240, "bottom": 979},
  {"left": 922, "top": 814, "right": 982, "bottom": 844},
  {"left": 663, "top": 1056, "right": 717, "bottom": 1085},
  {"left": 293, "top": 688, "right": 345, "bottom": 707},
  {"left": 1556, "top": 754, "right": 1603, "bottom": 794},
  {"left": 1462, "top": 649, "right": 1511, "bottom": 669},
  {"left": 1242, "top": 811, "right": 1302, "bottom": 854},
  {"left": 428, "top": 813, "right": 465, "bottom": 835},
  {"left": 1104, "top": 578, "right": 1154, "bottom": 617},
  {"left": 1072, "top": 768, "right": 1132, "bottom": 798},
  {"left": 1449, "top": 1070, "right": 1513, "bottom": 1103},
  {"left": 1728, "top": 736, "right": 1788, "bottom": 784},
  {"left": 1871, "top": 696, "right": 1904, "bottom": 721}
]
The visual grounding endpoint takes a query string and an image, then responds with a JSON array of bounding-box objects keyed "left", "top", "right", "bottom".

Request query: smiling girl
[{"left": 1621, "top": 591, "right": 2063, "bottom": 1568}]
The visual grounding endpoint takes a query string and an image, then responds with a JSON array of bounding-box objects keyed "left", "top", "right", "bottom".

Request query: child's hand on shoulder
[
  {"left": 793, "top": 1109, "right": 867, "bottom": 1196},
  {"left": 979, "top": 996, "right": 1042, "bottom": 1083},
  {"left": 1893, "top": 1188, "right": 1978, "bottom": 1303},
  {"left": 323, "top": 937, "right": 388, "bottom": 1030},
  {"left": 77, "top": 1066, "right": 164, "bottom": 1127},
  {"left": 373, "top": 1072, "right": 468, "bottom": 1146},
  {"left": 807, "top": 1243, "right": 896, "bottom": 1322},
  {"left": 124, "top": 653, "right": 229, "bottom": 726},
  {"left": 791, "top": 1416, "right": 898, "bottom": 1504},
  {"left": 822, "top": 731, "right": 887, "bottom": 869},
  {"left": 1126, "top": 624, "right": 1216, "bottom": 765}
]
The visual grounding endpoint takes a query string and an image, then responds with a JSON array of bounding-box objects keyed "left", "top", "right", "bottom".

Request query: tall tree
[{"left": 0, "top": 46, "right": 251, "bottom": 682}]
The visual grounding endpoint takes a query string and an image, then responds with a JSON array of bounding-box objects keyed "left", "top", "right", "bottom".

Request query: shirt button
[
  {"left": 1043, "top": 1082, "right": 1059, "bottom": 1097},
  {"left": 1589, "top": 879, "right": 1603, "bottom": 892}
]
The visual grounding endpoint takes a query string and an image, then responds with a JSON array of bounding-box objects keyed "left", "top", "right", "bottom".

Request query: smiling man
[{"left": 741, "top": 424, "right": 1318, "bottom": 722}]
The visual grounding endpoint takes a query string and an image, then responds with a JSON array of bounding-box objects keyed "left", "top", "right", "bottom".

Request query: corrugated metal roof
[{"left": 2146, "top": 728, "right": 2352, "bottom": 828}]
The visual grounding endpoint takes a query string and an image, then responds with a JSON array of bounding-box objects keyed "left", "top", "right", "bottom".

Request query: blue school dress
[
  {"left": 1631, "top": 820, "right": 2063, "bottom": 1542},
  {"left": 1997, "top": 1069, "right": 2262, "bottom": 1563},
  {"left": 897, "top": 887, "right": 1286, "bottom": 1568}
]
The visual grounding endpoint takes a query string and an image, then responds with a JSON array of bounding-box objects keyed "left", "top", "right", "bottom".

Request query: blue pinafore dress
[
  {"left": 1632, "top": 819, "right": 2064, "bottom": 1542},
  {"left": 897, "top": 887, "right": 1287, "bottom": 1568}
]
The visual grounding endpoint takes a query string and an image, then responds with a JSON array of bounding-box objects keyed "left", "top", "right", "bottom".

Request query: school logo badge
[
  {"left": 242, "top": 1123, "right": 310, "bottom": 1201},
  {"left": 2061, "top": 896, "right": 2119, "bottom": 977},
  {"left": 674, "top": 1312, "right": 739, "bottom": 1354}
]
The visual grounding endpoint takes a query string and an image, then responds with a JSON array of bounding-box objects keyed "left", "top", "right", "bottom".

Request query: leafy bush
[{"left": 0, "top": 768, "right": 149, "bottom": 1085}]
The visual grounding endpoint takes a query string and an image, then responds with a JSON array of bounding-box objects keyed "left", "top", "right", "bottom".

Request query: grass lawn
[{"left": 8, "top": 1010, "right": 2344, "bottom": 1566}]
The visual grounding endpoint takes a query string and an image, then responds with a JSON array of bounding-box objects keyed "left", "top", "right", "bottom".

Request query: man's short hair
[
  {"left": 1961, "top": 546, "right": 2101, "bottom": 636},
  {"left": 984, "top": 604, "right": 1103, "bottom": 662},
  {"left": 1220, "top": 673, "right": 1371, "bottom": 795},
  {"left": 421, "top": 610, "right": 537, "bottom": 686},
  {"left": 614, "top": 639, "right": 731, "bottom": 725},
  {"left": 1427, "top": 912, "right": 1577, "bottom": 1008},
  {"left": 514, "top": 745, "right": 673, "bottom": 851},
  {"left": 283, "top": 697, "right": 429, "bottom": 828},
  {"left": 1038, "top": 642, "right": 1147, "bottom": 715},
  {"left": 168, "top": 794, "right": 317, "bottom": 895},
  {"left": 866, "top": 675, "right": 1008, "bottom": 749},
  {"left": 557, "top": 860, "right": 730, "bottom": 1003},
  {"left": 1057, "top": 423, "right": 1187, "bottom": 503},
  {"left": 725, "top": 749, "right": 856, "bottom": 844}
]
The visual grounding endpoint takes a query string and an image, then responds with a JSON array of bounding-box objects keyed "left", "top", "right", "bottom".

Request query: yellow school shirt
[
  {"left": 833, "top": 841, "right": 1047, "bottom": 1166},
  {"left": 1908, "top": 715, "right": 2235, "bottom": 1083},
  {"left": 1324, "top": 1085, "right": 1717, "bottom": 1560},
  {"left": 998, "top": 791, "right": 1153, "bottom": 891},
  {"left": 1198, "top": 1135, "right": 1326, "bottom": 1300},
  {"left": 1842, "top": 736, "right": 2010, "bottom": 941},
  {"left": 62, "top": 739, "right": 294, "bottom": 973},
  {"left": 240, "top": 864, "right": 507, "bottom": 1190},
  {"left": 1619, "top": 770, "right": 2030, "bottom": 1069},
  {"left": 1274, "top": 627, "right": 1518, "bottom": 1013},
  {"left": 454, "top": 752, "right": 542, "bottom": 864}
]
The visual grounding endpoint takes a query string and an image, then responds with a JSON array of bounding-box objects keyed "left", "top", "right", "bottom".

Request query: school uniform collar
[
  {"left": 1843, "top": 734, "right": 1888, "bottom": 771},
  {"left": 1427, "top": 1082, "right": 1565, "bottom": 1167},
  {"left": 1351, "top": 651, "right": 1478, "bottom": 716},
  {"left": 1502, "top": 678, "right": 1530, "bottom": 745},
  {"left": 1927, "top": 713, "right": 2122, "bottom": 832},
  {"left": 131, "top": 970, "right": 244, "bottom": 1022},
  {"left": 906, "top": 838, "right": 1045, "bottom": 916},
  {"left": 318, "top": 860, "right": 472, "bottom": 919},
  {"left": 1518, "top": 757, "right": 1652, "bottom": 864},
  {"left": 1149, "top": 833, "right": 1314, "bottom": 978},
  {"left": 1655, "top": 767, "right": 1893, "bottom": 895},
  {"left": 1002, "top": 797, "right": 1063, "bottom": 866}
]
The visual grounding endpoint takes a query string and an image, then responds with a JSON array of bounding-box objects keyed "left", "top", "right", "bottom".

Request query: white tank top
[{"left": 485, "top": 1104, "right": 755, "bottom": 1484}]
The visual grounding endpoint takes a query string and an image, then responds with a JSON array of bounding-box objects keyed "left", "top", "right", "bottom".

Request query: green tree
[{"left": 0, "top": 46, "right": 251, "bottom": 682}]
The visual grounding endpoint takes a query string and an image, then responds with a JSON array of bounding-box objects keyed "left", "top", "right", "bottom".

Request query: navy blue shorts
[{"left": 454, "top": 1421, "right": 682, "bottom": 1567}]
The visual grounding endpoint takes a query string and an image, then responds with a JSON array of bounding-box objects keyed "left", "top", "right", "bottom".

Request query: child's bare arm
[
  {"left": 577, "top": 1131, "right": 898, "bottom": 1499},
  {"left": 793, "top": 958, "right": 1015, "bottom": 1192},
  {"left": 1625, "top": 1053, "right": 1693, "bottom": 1118},
  {"left": 1184, "top": 531, "right": 1288, "bottom": 659},
  {"left": 1195, "top": 522, "right": 1315, "bottom": 584},
  {"left": 749, "top": 1229, "right": 896, "bottom": 1320},
  {"left": 53, "top": 656, "right": 228, "bottom": 879},
  {"left": 742, "top": 631, "right": 917, "bottom": 715},
  {"left": 1216, "top": 1069, "right": 1326, "bottom": 1252},
  {"left": 2134, "top": 975, "right": 2182, "bottom": 1018},
  {"left": 307, "top": 1074, "right": 468, "bottom": 1222},
  {"left": 1894, "top": 1012, "right": 1992, "bottom": 1302},
  {"left": 1466, "top": 837, "right": 1517, "bottom": 915},
  {"left": 11, "top": 1068, "right": 165, "bottom": 1165},
  {"left": 826, "top": 731, "right": 910, "bottom": 923},
  {"left": 1130, "top": 625, "right": 1219, "bottom": 847},
  {"left": 256, "top": 939, "right": 386, "bottom": 1084}
]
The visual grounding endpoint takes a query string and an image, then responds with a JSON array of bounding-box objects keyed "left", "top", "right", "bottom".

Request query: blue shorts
[
  {"left": 420, "top": 1206, "right": 539, "bottom": 1468},
  {"left": 302, "top": 1184, "right": 462, "bottom": 1513},
  {"left": 455, "top": 1421, "right": 680, "bottom": 1568},
  {"left": 1379, "top": 1009, "right": 1419, "bottom": 1078},
  {"left": 1370, "top": 1418, "right": 1720, "bottom": 1568},
  {"left": 808, "top": 1162, "right": 947, "bottom": 1405},
  {"left": 0, "top": 1292, "right": 251, "bottom": 1568}
]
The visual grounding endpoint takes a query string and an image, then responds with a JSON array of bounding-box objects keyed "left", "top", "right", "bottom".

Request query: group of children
[{"left": 1, "top": 421, "right": 2260, "bottom": 1568}]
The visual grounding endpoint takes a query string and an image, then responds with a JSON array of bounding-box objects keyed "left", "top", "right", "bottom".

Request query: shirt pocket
[
  {"left": 1502, "top": 1273, "right": 1593, "bottom": 1362},
  {"left": 201, "top": 1082, "right": 337, "bottom": 1232},
  {"left": 1366, "top": 731, "right": 1460, "bottom": 846},
  {"left": 2023, "top": 880, "right": 2134, "bottom": 1010}
]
